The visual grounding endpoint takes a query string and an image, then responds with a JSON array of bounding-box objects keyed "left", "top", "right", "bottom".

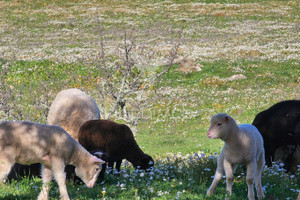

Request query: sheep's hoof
[{"left": 257, "top": 193, "right": 265, "bottom": 200}]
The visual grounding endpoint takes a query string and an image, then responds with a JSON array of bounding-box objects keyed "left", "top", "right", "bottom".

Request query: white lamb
[
  {"left": 0, "top": 121, "right": 105, "bottom": 200},
  {"left": 206, "top": 113, "right": 265, "bottom": 200},
  {"left": 47, "top": 88, "right": 100, "bottom": 140}
]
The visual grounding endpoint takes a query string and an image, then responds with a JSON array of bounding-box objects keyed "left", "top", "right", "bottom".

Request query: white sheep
[
  {"left": 0, "top": 121, "right": 105, "bottom": 200},
  {"left": 206, "top": 113, "right": 265, "bottom": 200},
  {"left": 47, "top": 88, "right": 100, "bottom": 140}
]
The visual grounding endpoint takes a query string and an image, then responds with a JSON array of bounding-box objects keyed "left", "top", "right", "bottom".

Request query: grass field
[{"left": 0, "top": 0, "right": 300, "bottom": 199}]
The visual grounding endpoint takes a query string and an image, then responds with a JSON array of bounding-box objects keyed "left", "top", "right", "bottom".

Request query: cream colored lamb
[
  {"left": 47, "top": 88, "right": 100, "bottom": 140},
  {"left": 0, "top": 121, "right": 105, "bottom": 200},
  {"left": 206, "top": 113, "right": 265, "bottom": 200}
]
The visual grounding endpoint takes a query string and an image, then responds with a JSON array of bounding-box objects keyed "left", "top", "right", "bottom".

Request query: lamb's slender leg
[
  {"left": 255, "top": 152, "right": 265, "bottom": 200},
  {"left": 207, "top": 153, "right": 225, "bottom": 196},
  {"left": 51, "top": 159, "right": 70, "bottom": 200},
  {"left": 246, "top": 161, "right": 256, "bottom": 200},
  {"left": 38, "top": 165, "right": 52, "bottom": 200},
  {"left": 224, "top": 159, "right": 234, "bottom": 195},
  {"left": 207, "top": 169, "right": 224, "bottom": 195},
  {"left": 0, "top": 158, "right": 14, "bottom": 182}
]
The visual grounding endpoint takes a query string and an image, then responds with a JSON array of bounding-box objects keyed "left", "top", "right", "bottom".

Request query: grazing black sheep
[
  {"left": 78, "top": 119, "right": 154, "bottom": 172},
  {"left": 252, "top": 100, "right": 300, "bottom": 171}
]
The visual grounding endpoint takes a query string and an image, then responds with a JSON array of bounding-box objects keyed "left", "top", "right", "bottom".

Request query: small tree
[{"left": 94, "top": 27, "right": 182, "bottom": 129}]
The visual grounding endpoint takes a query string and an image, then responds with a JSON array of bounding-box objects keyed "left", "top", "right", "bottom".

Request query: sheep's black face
[
  {"left": 136, "top": 154, "right": 154, "bottom": 170},
  {"left": 91, "top": 150, "right": 110, "bottom": 162}
]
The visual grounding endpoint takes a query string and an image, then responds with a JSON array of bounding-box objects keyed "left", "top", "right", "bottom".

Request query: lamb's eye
[
  {"left": 95, "top": 167, "right": 100, "bottom": 173},
  {"left": 217, "top": 123, "right": 222, "bottom": 126}
]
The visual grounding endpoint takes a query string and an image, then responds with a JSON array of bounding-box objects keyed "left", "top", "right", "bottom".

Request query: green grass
[
  {"left": 1, "top": 155, "right": 299, "bottom": 199},
  {"left": 3, "top": 59, "right": 298, "bottom": 155},
  {"left": 1, "top": 59, "right": 299, "bottom": 200},
  {"left": 136, "top": 59, "right": 299, "bottom": 156}
]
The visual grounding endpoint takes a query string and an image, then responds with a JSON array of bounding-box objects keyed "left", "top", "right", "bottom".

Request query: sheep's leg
[
  {"left": 224, "top": 160, "right": 234, "bottom": 195},
  {"left": 99, "top": 163, "right": 106, "bottom": 181},
  {"left": 0, "top": 158, "right": 14, "bottom": 182},
  {"left": 246, "top": 161, "right": 256, "bottom": 200},
  {"left": 207, "top": 153, "right": 225, "bottom": 196},
  {"left": 107, "top": 160, "right": 115, "bottom": 173},
  {"left": 116, "top": 159, "right": 122, "bottom": 172},
  {"left": 207, "top": 169, "right": 224, "bottom": 196},
  {"left": 255, "top": 153, "right": 265, "bottom": 200},
  {"left": 38, "top": 165, "right": 52, "bottom": 200},
  {"left": 51, "top": 159, "right": 70, "bottom": 200},
  {"left": 224, "top": 159, "right": 234, "bottom": 195}
]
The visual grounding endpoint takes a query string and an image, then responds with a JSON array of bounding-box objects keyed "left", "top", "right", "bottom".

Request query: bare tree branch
[{"left": 93, "top": 26, "right": 183, "bottom": 129}]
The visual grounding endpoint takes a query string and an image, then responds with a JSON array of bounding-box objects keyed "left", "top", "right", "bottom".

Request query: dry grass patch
[{"left": 0, "top": 0, "right": 299, "bottom": 63}]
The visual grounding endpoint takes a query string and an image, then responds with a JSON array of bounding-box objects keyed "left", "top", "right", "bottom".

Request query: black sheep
[
  {"left": 252, "top": 100, "right": 300, "bottom": 171},
  {"left": 78, "top": 119, "right": 154, "bottom": 172}
]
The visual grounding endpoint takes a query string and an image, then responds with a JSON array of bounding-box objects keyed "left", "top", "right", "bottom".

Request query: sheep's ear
[
  {"left": 92, "top": 151, "right": 109, "bottom": 162},
  {"left": 224, "top": 116, "right": 230, "bottom": 122},
  {"left": 91, "top": 156, "right": 105, "bottom": 165},
  {"left": 93, "top": 151, "right": 104, "bottom": 158}
]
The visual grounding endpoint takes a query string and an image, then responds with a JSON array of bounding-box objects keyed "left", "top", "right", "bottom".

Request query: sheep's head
[
  {"left": 207, "top": 113, "right": 233, "bottom": 140},
  {"left": 75, "top": 155, "right": 105, "bottom": 188},
  {"left": 135, "top": 154, "right": 154, "bottom": 170},
  {"left": 90, "top": 150, "right": 110, "bottom": 162}
]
